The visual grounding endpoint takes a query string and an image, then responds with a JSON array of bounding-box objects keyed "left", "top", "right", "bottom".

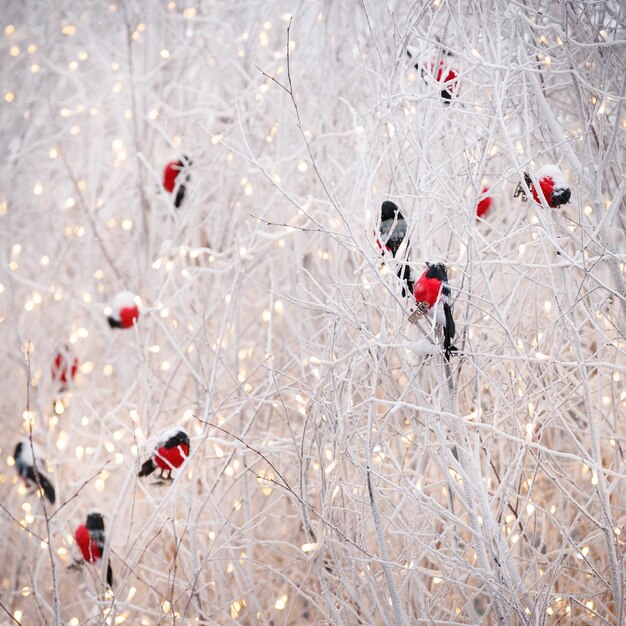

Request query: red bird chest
[
  {"left": 413, "top": 276, "right": 442, "bottom": 308},
  {"left": 163, "top": 162, "right": 180, "bottom": 193},
  {"left": 155, "top": 443, "right": 189, "bottom": 470},
  {"left": 74, "top": 525, "right": 101, "bottom": 562},
  {"left": 532, "top": 177, "right": 555, "bottom": 207},
  {"left": 118, "top": 306, "right": 139, "bottom": 329},
  {"left": 429, "top": 60, "right": 457, "bottom": 86}
]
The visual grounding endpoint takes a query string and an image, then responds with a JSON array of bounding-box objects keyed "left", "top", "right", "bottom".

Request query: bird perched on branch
[
  {"left": 13, "top": 439, "right": 56, "bottom": 504},
  {"left": 410, "top": 263, "right": 457, "bottom": 359},
  {"left": 106, "top": 291, "right": 140, "bottom": 329},
  {"left": 74, "top": 511, "right": 113, "bottom": 587},
  {"left": 51, "top": 345, "right": 78, "bottom": 415},
  {"left": 138, "top": 427, "right": 190, "bottom": 480},
  {"left": 514, "top": 165, "right": 571, "bottom": 208},
  {"left": 407, "top": 46, "right": 459, "bottom": 102},
  {"left": 376, "top": 200, "right": 413, "bottom": 296},
  {"left": 163, "top": 155, "right": 192, "bottom": 208},
  {"left": 51, "top": 346, "right": 78, "bottom": 390}
]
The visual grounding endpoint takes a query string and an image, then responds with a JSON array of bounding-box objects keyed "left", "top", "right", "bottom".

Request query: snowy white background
[{"left": 1, "top": 1, "right": 625, "bottom": 624}]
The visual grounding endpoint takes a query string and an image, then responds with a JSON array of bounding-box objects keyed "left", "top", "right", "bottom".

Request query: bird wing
[{"left": 90, "top": 529, "right": 106, "bottom": 555}]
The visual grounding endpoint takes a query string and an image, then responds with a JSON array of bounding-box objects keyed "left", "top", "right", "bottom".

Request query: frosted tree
[{"left": 1, "top": 1, "right": 624, "bottom": 625}]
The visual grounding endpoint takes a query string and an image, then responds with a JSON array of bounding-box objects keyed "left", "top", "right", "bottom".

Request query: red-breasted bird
[
  {"left": 163, "top": 155, "right": 192, "bottom": 208},
  {"left": 376, "top": 201, "right": 413, "bottom": 296},
  {"left": 407, "top": 46, "right": 458, "bottom": 102},
  {"left": 476, "top": 188, "right": 493, "bottom": 218},
  {"left": 74, "top": 511, "right": 113, "bottom": 587},
  {"left": 107, "top": 291, "right": 139, "bottom": 329},
  {"left": 138, "top": 427, "right": 190, "bottom": 480},
  {"left": 13, "top": 439, "right": 56, "bottom": 504},
  {"left": 516, "top": 165, "right": 571, "bottom": 208},
  {"left": 51, "top": 346, "right": 78, "bottom": 389},
  {"left": 412, "top": 263, "right": 457, "bottom": 359}
]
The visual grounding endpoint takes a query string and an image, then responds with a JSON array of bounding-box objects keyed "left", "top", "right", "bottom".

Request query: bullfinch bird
[
  {"left": 476, "top": 188, "right": 493, "bottom": 218},
  {"left": 138, "top": 427, "right": 190, "bottom": 480},
  {"left": 376, "top": 201, "right": 413, "bottom": 296},
  {"left": 13, "top": 439, "right": 56, "bottom": 504},
  {"left": 74, "top": 511, "right": 113, "bottom": 587},
  {"left": 515, "top": 165, "right": 571, "bottom": 208},
  {"left": 411, "top": 263, "right": 457, "bottom": 359},
  {"left": 163, "top": 155, "right": 191, "bottom": 208},
  {"left": 51, "top": 346, "right": 78, "bottom": 389},
  {"left": 107, "top": 291, "right": 139, "bottom": 329},
  {"left": 407, "top": 46, "right": 458, "bottom": 101}
]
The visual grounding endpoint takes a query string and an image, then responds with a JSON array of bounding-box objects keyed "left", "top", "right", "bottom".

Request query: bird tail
[
  {"left": 397, "top": 262, "right": 414, "bottom": 298},
  {"left": 174, "top": 184, "right": 186, "bottom": 208},
  {"left": 27, "top": 467, "right": 56, "bottom": 504},
  {"left": 106, "top": 561, "right": 113, "bottom": 588},
  {"left": 138, "top": 458, "right": 156, "bottom": 477},
  {"left": 443, "top": 302, "right": 458, "bottom": 361}
]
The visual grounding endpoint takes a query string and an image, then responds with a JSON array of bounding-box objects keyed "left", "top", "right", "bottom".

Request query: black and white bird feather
[
  {"left": 14, "top": 439, "right": 56, "bottom": 504},
  {"left": 377, "top": 201, "right": 414, "bottom": 296}
]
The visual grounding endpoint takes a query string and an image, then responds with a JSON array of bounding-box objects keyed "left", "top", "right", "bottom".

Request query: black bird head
[
  {"left": 380, "top": 201, "right": 401, "bottom": 222},
  {"left": 86, "top": 511, "right": 105, "bottom": 532},
  {"left": 107, "top": 317, "right": 123, "bottom": 329},
  {"left": 425, "top": 262, "right": 449, "bottom": 283},
  {"left": 551, "top": 187, "right": 571, "bottom": 206},
  {"left": 179, "top": 154, "right": 192, "bottom": 169},
  {"left": 166, "top": 429, "right": 190, "bottom": 448}
]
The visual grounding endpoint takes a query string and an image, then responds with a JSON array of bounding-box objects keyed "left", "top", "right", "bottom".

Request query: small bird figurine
[
  {"left": 138, "top": 427, "right": 190, "bottom": 480},
  {"left": 376, "top": 201, "right": 413, "bottom": 296},
  {"left": 476, "top": 188, "right": 493, "bottom": 218},
  {"left": 410, "top": 263, "right": 457, "bottom": 359},
  {"left": 50, "top": 345, "right": 78, "bottom": 415},
  {"left": 107, "top": 291, "right": 140, "bottom": 329},
  {"left": 13, "top": 439, "right": 56, "bottom": 504},
  {"left": 74, "top": 511, "right": 113, "bottom": 587},
  {"left": 515, "top": 165, "right": 571, "bottom": 208},
  {"left": 162, "top": 155, "right": 192, "bottom": 208},
  {"left": 407, "top": 46, "right": 458, "bottom": 102}
]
